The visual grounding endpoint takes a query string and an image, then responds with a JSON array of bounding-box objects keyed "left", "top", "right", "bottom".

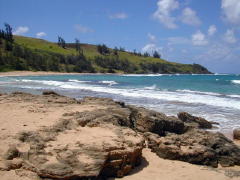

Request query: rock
[
  {"left": 178, "top": 112, "right": 213, "bottom": 129},
  {"left": 145, "top": 129, "right": 240, "bottom": 167},
  {"left": 3, "top": 145, "right": 19, "bottom": 160},
  {"left": 11, "top": 121, "right": 144, "bottom": 179},
  {"left": 37, "top": 163, "right": 74, "bottom": 179},
  {"left": 42, "top": 90, "right": 60, "bottom": 96},
  {"left": 233, "top": 128, "right": 240, "bottom": 140},
  {"left": 71, "top": 102, "right": 186, "bottom": 136},
  {"left": 129, "top": 106, "right": 185, "bottom": 135},
  {"left": 2, "top": 93, "right": 240, "bottom": 180},
  {"left": 4, "top": 158, "right": 23, "bottom": 170}
]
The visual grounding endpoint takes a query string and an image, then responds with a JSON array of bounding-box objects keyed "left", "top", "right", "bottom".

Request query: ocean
[{"left": 0, "top": 73, "right": 240, "bottom": 133}]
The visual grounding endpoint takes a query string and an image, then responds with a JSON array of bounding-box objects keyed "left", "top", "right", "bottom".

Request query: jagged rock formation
[
  {"left": 0, "top": 92, "right": 240, "bottom": 180},
  {"left": 177, "top": 112, "right": 216, "bottom": 129},
  {"left": 145, "top": 129, "right": 240, "bottom": 168}
]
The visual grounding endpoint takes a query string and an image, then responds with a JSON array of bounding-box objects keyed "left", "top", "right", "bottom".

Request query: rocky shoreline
[{"left": 0, "top": 91, "right": 239, "bottom": 180}]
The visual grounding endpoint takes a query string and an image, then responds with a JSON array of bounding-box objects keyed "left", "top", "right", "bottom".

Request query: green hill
[{"left": 0, "top": 35, "right": 211, "bottom": 74}]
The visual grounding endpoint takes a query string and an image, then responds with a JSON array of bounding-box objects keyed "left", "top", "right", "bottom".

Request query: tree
[
  {"left": 57, "top": 36, "right": 66, "bottom": 48},
  {"left": 97, "top": 44, "right": 109, "bottom": 55},
  {"left": 57, "top": 36, "right": 61, "bottom": 46},
  {"left": 113, "top": 47, "right": 118, "bottom": 56},
  {"left": 75, "top": 38, "right": 82, "bottom": 54},
  {"left": 143, "top": 52, "right": 150, "bottom": 57},
  {"left": 119, "top": 47, "right": 125, "bottom": 51},
  {"left": 0, "top": 29, "right": 5, "bottom": 39},
  {"left": 4, "top": 23, "right": 13, "bottom": 43},
  {"left": 153, "top": 51, "right": 161, "bottom": 58}
]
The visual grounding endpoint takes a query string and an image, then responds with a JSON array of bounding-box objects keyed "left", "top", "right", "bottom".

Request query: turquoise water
[{"left": 0, "top": 74, "right": 240, "bottom": 132}]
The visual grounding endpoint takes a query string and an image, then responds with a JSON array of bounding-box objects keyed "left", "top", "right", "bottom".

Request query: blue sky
[{"left": 0, "top": 0, "right": 240, "bottom": 73}]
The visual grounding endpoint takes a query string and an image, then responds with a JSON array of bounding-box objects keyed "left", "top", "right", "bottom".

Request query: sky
[{"left": 0, "top": 0, "right": 240, "bottom": 73}]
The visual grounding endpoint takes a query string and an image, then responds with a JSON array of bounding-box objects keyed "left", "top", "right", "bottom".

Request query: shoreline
[
  {"left": 0, "top": 71, "right": 105, "bottom": 77},
  {"left": 0, "top": 71, "right": 217, "bottom": 77}
]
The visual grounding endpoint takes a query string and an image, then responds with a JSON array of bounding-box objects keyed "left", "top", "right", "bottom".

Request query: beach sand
[
  {"left": 0, "top": 71, "right": 85, "bottom": 77},
  {"left": 0, "top": 91, "right": 239, "bottom": 180}
]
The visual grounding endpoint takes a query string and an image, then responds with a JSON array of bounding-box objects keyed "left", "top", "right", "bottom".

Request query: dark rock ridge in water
[{"left": 0, "top": 92, "right": 240, "bottom": 180}]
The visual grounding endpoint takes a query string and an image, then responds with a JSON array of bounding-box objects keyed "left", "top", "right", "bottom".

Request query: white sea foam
[
  {"left": 20, "top": 79, "right": 65, "bottom": 86},
  {"left": 68, "top": 79, "right": 90, "bottom": 83},
  {"left": 17, "top": 79, "right": 240, "bottom": 110},
  {"left": 144, "top": 84, "right": 157, "bottom": 90},
  {"left": 98, "top": 81, "right": 118, "bottom": 86},
  {"left": 227, "top": 94, "right": 240, "bottom": 98},
  {"left": 231, "top": 80, "right": 240, "bottom": 85},
  {"left": 176, "top": 89, "right": 221, "bottom": 96}
]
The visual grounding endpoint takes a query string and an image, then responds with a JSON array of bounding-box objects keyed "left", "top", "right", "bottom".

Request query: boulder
[
  {"left": 233, "top": 128, "right": 240, "bottom": 140},
  {"left": 42, "top": 90, "right": 60, "bottom": 96},
  {"left": 9, "top": 119, "right": 145, "bottom": 179},
  {"left": 145, "top": 129, "right": 240, "bottom": 167},
  {"left": 129, "top": 106, "right": 185, "bottom": 135},
  {"left": 178, "top": 112, "right": 213, "bottom": 129},
  {"left": 71, "top": 102, "right": 186, "bottom": 136}
]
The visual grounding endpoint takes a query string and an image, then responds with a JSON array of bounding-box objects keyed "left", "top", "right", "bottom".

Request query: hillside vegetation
[{"left": 0, "top": 34, "right": 211, "bottom": 74}]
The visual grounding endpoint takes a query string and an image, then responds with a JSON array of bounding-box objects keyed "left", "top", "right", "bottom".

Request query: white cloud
[
  {"left": 13, "top": 26, "right": 29, "bottom": 35},
  {"left": 223, "top": 29, "right": 237, "bottom": 43},
  {"left": 208, "top": 25, "right": 217, "bottom": 36},
  {"left": 181, "top": 7, "right": 201, "bottom": 26},
  {"left": 194, "top": 43, "right": 238, "bottom": 63},
  {"left": 74, "top": 24, "right": 94, "bottom": 33},
  {"left": 148, "top": 33, "right": 157, "bottom": 42},
  {"left": 109, "top": 13, "right": 128, "bottom": 19},
  {"left": 36, "top": 32, "right": 46, "bottom": 38},
  {"left": 192, "top": 30, "right": 208, "bottom": 46},
  {"left": 221, "top": 0, "right": 240, "bottom": 25},
  {"left": 153, "top": 0, "right": 179, "bottom": 29},
  {"left": 142, "top": 43, "right": 163, "bottom": 54}
]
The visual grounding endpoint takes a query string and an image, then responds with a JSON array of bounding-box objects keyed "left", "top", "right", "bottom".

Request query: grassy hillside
[{"left": 0, "top": 35, "right": 211, "bottom": 74}]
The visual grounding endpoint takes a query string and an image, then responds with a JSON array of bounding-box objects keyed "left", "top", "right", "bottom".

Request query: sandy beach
[
  {"left": 0, "top": 91, "right": 239, "bottom": 180},
  {"left": 0, "top": 71, "right": 90, "bottom": 77}
]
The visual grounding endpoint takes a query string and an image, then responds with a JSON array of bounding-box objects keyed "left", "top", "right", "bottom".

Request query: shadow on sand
[{"left": 108, "top": 156, "right": 149, "bottom": 180}]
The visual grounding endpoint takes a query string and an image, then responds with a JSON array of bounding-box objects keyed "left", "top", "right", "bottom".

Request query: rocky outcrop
[
  {"left": 4, "top": 113, "right": 145, "bottom": 179},
  {"left": 145, "top": 129, "right": 240, "bottom": 167},
  {"left": 42, "top": 90, "right": 61, "bottom": 96},
  {"left": 1, "top": 92, "right": 240, "bottom": 180},
  {"left": 177, "top": 112, "right": 214, "bottom": 129},
  {"left": 128, "top": 106, "right": 185, "bottom": 135},
  {"left": 80, "top": 97, "right": 186, "bottom": 136},
  {"left": 233, "top": 128, "right": 240, "bottom": 140}
]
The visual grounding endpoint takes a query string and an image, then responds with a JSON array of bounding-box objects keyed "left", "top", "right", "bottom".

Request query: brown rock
[
  {"left": 178, "top": 112, "right": 213, "bottom": 129},
  {"left": 129, "top": 106, "right": 185, "bottom": 135},
  {"left": 233, "top": 128, "right": 240, "bottom": 140},
  {"left": 42, "top": 90, "right": 61, "bottom": 96},
  {"left": 11, "top": 121, "right": 144, "bottom": 179},
  {"left": 145, "top": 129, "right": 240, "bottom": 167},
  {"left": 3, "top": 145, "right": 19, "bottom": 160}
]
